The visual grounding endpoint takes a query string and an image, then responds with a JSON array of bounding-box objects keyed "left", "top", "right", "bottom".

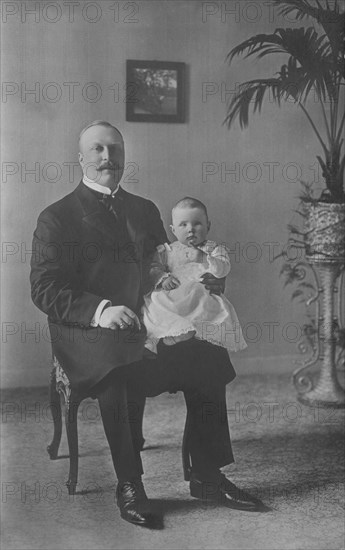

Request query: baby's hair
[{"left": 172, "top": 197, "right": 209, "bottom": 220}]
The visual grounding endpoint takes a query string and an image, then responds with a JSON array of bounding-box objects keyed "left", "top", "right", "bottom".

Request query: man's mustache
[{"left": 98, "top": 163, "right": 123, "bottom": 171}]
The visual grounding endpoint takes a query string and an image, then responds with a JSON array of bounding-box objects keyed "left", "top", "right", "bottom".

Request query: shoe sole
[
  {"left": 190, "top": 484, "right": 260, "bottom": 512},
  {"left": 120, "top": 512, "right": 164, "bottom": 529}
]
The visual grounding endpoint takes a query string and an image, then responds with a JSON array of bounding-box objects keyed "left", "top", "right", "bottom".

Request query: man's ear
[
  {"left": 78, "top": 152, "right": 83, "bottom": 165},
  {"left": 170, "top": 224, "right": 176, "bottom": 236},
  {"left": 207, "top": 220, "right": 211, "bottom": 232}
]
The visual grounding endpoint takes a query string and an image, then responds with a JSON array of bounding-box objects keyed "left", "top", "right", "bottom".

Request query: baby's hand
[{"left": 162, "top": 275, "right": 180, "bottom": 291}]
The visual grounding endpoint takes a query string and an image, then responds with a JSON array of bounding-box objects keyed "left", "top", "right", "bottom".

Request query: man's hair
[
  {"left": 78, "top": 120, "right": 123, "bottom": 144},
  {"left": 172, "top": 197, "right": 209, "bottom": 220}
]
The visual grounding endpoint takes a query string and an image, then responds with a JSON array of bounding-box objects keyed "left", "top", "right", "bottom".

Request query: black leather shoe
[
  {"left": 190, "top": 474, "right": 263, "bottom": 511},
  {"left": 116, "top": 480, "right": 163, "bottom": 528}
]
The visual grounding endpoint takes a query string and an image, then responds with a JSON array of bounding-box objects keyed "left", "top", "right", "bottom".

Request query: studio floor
[{"left": 1, "top": 365, "right": 344, "bottom": 550}]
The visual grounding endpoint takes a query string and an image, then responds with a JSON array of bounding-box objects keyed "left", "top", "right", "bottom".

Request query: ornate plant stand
[
  {"left": 291, "top": 202, "right": 345, "bottom": 408},
  {"left": 292, "top": 260, "right": 345, "bottom": 408}
]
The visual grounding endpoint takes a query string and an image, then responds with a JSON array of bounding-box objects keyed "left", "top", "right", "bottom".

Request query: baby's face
[{"left": 171, "top": 207, "right": 210, "bottom": 247}]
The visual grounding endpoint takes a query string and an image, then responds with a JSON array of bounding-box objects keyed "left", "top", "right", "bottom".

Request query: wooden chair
[{"left": 46, "top": 357, "right": 191, "bottom": 495}]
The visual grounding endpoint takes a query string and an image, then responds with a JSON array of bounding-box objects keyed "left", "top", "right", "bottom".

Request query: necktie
[
  {"left": 100, "top": 193, "right": 130, "bottom": 245},
  {"left": 100, "top": 194, "right": 121, "bottom": 222},
  {"left": 99, "top": 192, "right": 138, "bottom": 262}
]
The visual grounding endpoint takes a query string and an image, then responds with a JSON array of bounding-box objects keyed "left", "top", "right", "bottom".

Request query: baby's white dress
[{"left": 142, "top": 240, "right": 247, "bottom": 354}]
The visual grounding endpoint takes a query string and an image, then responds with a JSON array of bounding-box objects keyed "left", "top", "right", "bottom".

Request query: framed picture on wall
[{"left": 126, "top": 60, "right": 186, "bottom": 123}]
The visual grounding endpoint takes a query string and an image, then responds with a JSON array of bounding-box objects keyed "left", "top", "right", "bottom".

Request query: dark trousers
[{"left": 93, "top": 339, "right": 235, "bottom": 482}]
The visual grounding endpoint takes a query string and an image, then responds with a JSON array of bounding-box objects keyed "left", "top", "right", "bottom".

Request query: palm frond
[
  {"left": 273, "top": 0, "right": 345, "bottom": 74},
  {"left": 224, "top": 79, "right": 281, "bottom": 128},
  {"left": 227, "top": 28, "right": 338, "bottom": 102},
  {"left": 225, "top": 0, "right": 345, "bottom": 201},
  {"left": 224, "top": 63, "right": 331, "bottom": 130}
]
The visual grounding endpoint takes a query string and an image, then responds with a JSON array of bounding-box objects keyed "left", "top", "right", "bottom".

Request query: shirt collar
[{"left": 82, "top": 175, "right": 120, "bottom": 197}]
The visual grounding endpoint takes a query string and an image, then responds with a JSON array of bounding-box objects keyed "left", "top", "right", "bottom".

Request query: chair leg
[
  {"left": 65, "top": 392, "right": 80, "bottom": 495},
  {"left": 47, "top": 368, "right": 62, "bottom": 460}
]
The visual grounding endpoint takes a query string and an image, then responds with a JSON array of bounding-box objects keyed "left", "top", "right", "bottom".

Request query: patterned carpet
[{"left": 1, "top": 369, "right": 344, "bottom": 550}]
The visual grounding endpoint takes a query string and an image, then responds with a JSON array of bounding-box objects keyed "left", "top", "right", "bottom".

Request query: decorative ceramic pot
[{"left": 304, "top": 202, "right": 345, "bottom": 263}]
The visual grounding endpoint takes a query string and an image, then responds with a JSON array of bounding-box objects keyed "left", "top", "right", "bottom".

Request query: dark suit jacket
[{"left": 30, "top": 182, "right": 167, "bottom": 393}]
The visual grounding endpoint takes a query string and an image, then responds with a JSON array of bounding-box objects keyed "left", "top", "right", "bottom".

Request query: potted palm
[{"left": 225, "top": 0, "right": 345, "bottom": 407}]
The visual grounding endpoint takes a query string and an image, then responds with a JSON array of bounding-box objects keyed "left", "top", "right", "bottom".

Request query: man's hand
[
  {"left": 161, "top": 275, "right": 180, "bottom": 291},
  {"left": 99, "top": 305, "right": 141, "bottom": 330},
  {"left": 200, "top": 273, "right": 225, "bottom": 295}
]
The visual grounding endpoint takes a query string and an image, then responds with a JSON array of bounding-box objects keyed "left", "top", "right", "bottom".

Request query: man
[{"left": 30, "top": 121, "right": 262, "bottom": 529}]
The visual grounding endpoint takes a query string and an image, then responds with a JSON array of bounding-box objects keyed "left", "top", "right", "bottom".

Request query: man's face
[
  {"left": 171, "top": 207, "right": 210, "bottom": 247},
  {"left": 78, "top": 125, "right": 125, "bottom": 189}
]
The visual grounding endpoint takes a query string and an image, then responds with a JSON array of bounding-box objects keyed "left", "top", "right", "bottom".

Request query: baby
[{"left": 142, "top": 197, "right": 247, "bottom": 354}]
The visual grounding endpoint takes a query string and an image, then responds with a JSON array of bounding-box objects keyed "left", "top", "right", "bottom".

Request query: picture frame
[{"left": 126, "top": 60, "right": 186, "bottom": 123}]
